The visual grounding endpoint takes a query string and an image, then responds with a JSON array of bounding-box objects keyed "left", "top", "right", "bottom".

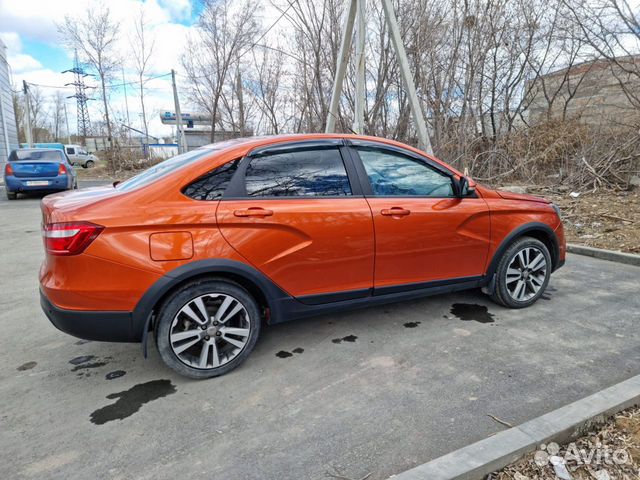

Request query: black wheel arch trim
[
  {"left": 135, "top": 259, "right": 290, "bottom": 356},
  {"left": 486, "top": 222, "right": 561, "bottom": 279}
]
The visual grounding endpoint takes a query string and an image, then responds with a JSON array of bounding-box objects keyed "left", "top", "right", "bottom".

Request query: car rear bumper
[
  {"left": 5, "top": 175, "right": 71, "bottom": 192},
  {"left": 40, "top": 289, "right": 140, "bottom": 342}
]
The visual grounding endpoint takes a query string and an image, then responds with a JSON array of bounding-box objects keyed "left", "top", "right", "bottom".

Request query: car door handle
[
  {"left": 233, "top": 207, "right": 274, "bottom": 217},
  {"left": 381, "top": 207, "right": 411, "bottom": 217}
]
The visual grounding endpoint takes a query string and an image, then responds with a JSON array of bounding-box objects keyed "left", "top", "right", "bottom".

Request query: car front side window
[
  {"left": 356, "top": 147, "right": 454, "bottom": 197},
  {"left": 243, "top": 147, "right": 352, "bottom": 197}
]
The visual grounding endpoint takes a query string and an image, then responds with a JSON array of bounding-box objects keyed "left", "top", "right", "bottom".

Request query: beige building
[{"left": 527, "top": 56, "right": 640, "bottom": 127}]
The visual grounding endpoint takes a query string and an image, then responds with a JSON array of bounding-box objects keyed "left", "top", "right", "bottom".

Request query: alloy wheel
[
  {"left": 505, "top": 246, "right": 547, "bottom": 302},
  {"left": 169, "top": 293, "right": 251, "bottom": 369}
]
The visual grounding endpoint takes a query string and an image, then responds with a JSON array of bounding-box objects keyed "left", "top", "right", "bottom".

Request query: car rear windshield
[
  {"left": 115, "top": 148, "right": 213, "bottom": 192},
  {"left": 9, "top": 150, "right": 63, "bottom": 162}
]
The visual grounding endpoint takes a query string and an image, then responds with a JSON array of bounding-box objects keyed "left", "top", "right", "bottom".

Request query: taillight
[
  {"left": 43, "top": 222, "right": 104, "bottom": 256},
  {"left": 58, "top": 163, "right": 67, "bottom": 175},
  {"left": 4, "top": 163, "right": 13, "bottom": 176}
]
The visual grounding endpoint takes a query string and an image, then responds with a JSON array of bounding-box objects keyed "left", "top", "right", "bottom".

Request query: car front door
[
  {"left": 349, "top": 142, "right": 491, "bottom": 291},
  {"left": 216, "top": 141, "right": 374, "bottom": 301}
]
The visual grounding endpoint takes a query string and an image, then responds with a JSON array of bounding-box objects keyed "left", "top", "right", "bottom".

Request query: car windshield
[
  {"left": 116, "top": 148, "right": 213, "bottom": 192},
  {"left": 10, "top": 150, "right": 63, "bottom": 162}
]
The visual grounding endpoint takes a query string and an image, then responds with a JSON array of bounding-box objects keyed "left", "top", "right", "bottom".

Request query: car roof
[
  {"left": 13, "top": 148, "right": 63, "bottom": 152},
  {"left": 195, "top": 133, "right": 463, "bottom": 177}
]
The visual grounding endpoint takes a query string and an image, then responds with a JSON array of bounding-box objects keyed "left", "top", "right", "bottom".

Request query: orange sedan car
[{"left": 40, "top": 134, "right": 565, "bottom": 378}]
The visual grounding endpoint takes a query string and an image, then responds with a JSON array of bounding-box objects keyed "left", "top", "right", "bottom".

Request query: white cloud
[
  {"left": 0, "top": 0, "right": 198, "bottom": 138},
  {"left": 8, "top": 53, "right": 42, "bottom": 74},
  {"left": 0, "top": 32, "right": 21, "bottom": 51},
  {"left": 0, "top": 0, "right": 286, "bottom": 138},
  {"left": 157, "top": 0, "right": 192, "bottom": 22}
]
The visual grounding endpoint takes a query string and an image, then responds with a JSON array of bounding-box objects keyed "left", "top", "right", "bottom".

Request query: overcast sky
[{"left": 0, "top": 0, "right": 282, "bottom": 139}]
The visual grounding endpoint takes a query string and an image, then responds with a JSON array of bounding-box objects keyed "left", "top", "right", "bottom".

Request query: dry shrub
[
  {"left": 105, "top": 146, "right": 160, "bottom": 174},
  {"left": 447, "top": 119, "right": 640, "bottom": 191}
]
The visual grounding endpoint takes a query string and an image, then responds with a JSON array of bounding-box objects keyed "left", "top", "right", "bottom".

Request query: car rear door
[
  {"left": 216, "top": 140, "right": 374, "bottom": 301},
  {"left": 347, "top": 141, "right": 491, "bottom": 290}
]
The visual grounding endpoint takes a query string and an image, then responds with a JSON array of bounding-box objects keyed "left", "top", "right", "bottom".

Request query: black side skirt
[{"left": 276, "top": 276, "right": 485, "bottom": 324}]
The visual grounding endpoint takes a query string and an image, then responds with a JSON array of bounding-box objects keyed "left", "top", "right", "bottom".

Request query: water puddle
[
  {"left": 332, "top": 335, "right": 358, "bottom": 344},
  {"left": 450, "top": 303, "right": 495, "bottom": 323},
  {"left": 90, "top": 379, "right": 176, "bottom": 425},
  {"left": 17, "top": 361, "right": 37, "bottom": 371},
  {"left": 69, "top": 355, "right": 95, "bottom": 365},
  {"left": 105, "top": 370, "right": 126, "bottom": 380},
  {"left": 276, "top": 348, "right": 304, "bottom": 358}
]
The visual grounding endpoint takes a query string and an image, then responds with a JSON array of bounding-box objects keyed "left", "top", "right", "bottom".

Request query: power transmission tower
[
  {"left": 326, "top": 0, "right": 433, "bottom": 155},
  {"left": 62, "top": 50, "right": 92, "bottom": 142}
]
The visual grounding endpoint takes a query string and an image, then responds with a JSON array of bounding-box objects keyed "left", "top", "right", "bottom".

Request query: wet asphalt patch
[
  {"left": 17, "top": 361, "right": 37, "bottom": 371},
  {"left": 71, "top": 361, "right": 108, "bottom": 372},
  {"left": 332, "top": 335, "right": 358, "bottom": 344},
  {"left": 450, "top": 303, "right": 495, "bottom": 324},
  {"left": 90, "top": 379, "right": 176, "bottom": 425},
  {"left": 69, "top": 355, "right": 95, "bottom": 365},
  {"left": 106, "top": 370, "right": 126, "bottom": 380},
  {"left": 404, "top": 321, "right": 421, "bottom": 328},
  {"left": 276, "top": 348, "right": 304, "bottom": 358}
]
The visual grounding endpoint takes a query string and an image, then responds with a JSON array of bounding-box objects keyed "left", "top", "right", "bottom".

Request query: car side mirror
[{"left": 454, "top": 176, "right": 475, "bottom": 197}]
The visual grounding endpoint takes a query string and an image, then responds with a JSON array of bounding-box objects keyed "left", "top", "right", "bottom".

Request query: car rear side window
[
  {"left": 183, "top": 159, "right": 240, "bottom": 200},
  {"left": 356, "top": 147, "right": 454, "bottom": 197},
  {"left": 9, "top": 150, "right": 64, "bottom": 162},
  {"left": 244, "top": 147, "right": 352, "bottom": 197},
  {"left": 116, "top": 149, "right": 212, "bottom": 192}
]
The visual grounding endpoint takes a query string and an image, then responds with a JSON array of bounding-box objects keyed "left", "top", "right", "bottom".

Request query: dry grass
[
  {"left": 527, "top": 187, "right": 640, "bottom": 254},
  {"left": 491, "top": 406, "right": 640, "bottom": 480}
]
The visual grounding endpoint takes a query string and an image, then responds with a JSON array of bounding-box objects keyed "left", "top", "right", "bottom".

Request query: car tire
[
  {"left": 6, "top": 191, "right": 17, "bottom": 200},
  {"left": 155, "top": 278, "right": 261, "bottom": 379},
  {"left": 490, "top": 236, "right": 551, "bottom": 309},
  {"left": 85, "top": 160, "right": 94, "bottom": 168}
]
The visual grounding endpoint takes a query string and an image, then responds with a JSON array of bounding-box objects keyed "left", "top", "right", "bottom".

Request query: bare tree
[
  {"left": 249, "top": 47, "right": 289, "bottom": 134},
  {"left": 12, "top": 91, "right": 25, "bottom": 143},
  {"left": 50, "top": 92, "right": 66, "bottom": 142},
  {"left": 280, "top": 0, "right": 345, "bottom": 133},
  {"left": 563, "top": 0, "right": 640, "bottom": 109},
  {"left": 59, "top": 3, "right": 121, "bottom": 165},
  {"left": 182, "top": 0, "right": 259, "bottom": 142},
  {"left": 27, "top": 86, "right": 52, "bottom": 142},
  {"left": 130, "top": 5, "right": 155, "bottom": 148}
]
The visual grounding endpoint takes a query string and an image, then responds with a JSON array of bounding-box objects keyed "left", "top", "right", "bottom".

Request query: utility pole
[
  {"left": 63, "top": 102, "right": 71, "bottom": 144},
  {"left": 326, "top": 0, "right": 357, "bottom": 133},
  {"left": 122, "top": 66, "right": 132, "bottom": 142},
  {"left": 381, "top": 0, "right": 432, "bottom": 154},
  {"left": 236, "top": 67, "right": 245, "bottom": 137},
  {"left": 171, "top": 69, "right": 188, "bottom": 153},
  {"left": 326, "top": 0, "right": 433, "bottom": 154},
  {"left": 353, "top": 0, "right": 366, "bottom": 134},
  {"left": 23, "top": 80, "right": 33, "bottom": 147}
]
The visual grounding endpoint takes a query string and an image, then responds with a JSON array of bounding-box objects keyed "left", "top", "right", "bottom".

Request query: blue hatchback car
[{"left": 4, "top": 148, "right": 77, "bottom": 200}]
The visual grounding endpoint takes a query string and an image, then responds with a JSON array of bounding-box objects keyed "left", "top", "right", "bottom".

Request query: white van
[{"left": 64, "top": 145, "right": 98, "bottom": 168}]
